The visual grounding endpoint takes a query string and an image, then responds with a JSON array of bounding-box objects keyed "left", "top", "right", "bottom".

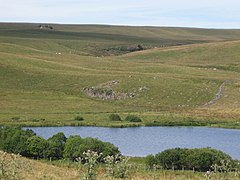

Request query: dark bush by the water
[
  {"left": 146, "top": 147, "right": 232, "bottom": 171},
  {"left": 109, "top": 114, "right": 122, "bottom": 121},
  {"left": 26, "top": 136, "right": 49, "bottom": 159},
  {"left": 145, "top": 154, "right": 158, "bottom": 169},
  {"left": 0, "top": 126, "right": 35, "bottom": 156},
  {"left": 47, "top": 132, "right": 67, "bottom": 159},
  {"left": 125, "top": 115, "right": 142, "bottom": 122},
  {"left": 74, "top": 116, "right": 84, "bottom": 121},
  {"left": 63, "top": 135, "right": 119, "bottom": 161}
]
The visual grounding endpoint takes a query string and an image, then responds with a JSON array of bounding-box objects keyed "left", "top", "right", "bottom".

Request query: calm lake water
[{"left": 24, "top": 126, "right": 240, "bottom": 159}]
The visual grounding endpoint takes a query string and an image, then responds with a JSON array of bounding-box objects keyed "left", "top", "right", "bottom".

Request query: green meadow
[{"left": 0, "top": 23, "right": 240, "bottom": 127}]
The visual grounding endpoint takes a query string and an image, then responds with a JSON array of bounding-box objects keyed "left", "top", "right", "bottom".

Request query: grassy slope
[
  {"left": 0, "top": 23, "right": 240, "bottom": 127},
  {"left": 2, "top": 151, "right": 239, "bottom": 180},
  {"left": 0, "top": 151, "right": 223, "bottom": 180},
  {"left": 0, "top": 151, "right": 77, "bottom": 179}
]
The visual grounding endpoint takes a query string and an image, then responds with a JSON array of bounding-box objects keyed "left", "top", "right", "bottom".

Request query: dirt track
[{"left": 202, "top": 81, "right": 226, "bottom": 108}]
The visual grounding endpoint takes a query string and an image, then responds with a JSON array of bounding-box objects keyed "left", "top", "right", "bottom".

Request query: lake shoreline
[
  {"left": 23, "top": 126, "right": 240, "bottom": 159},
  {"left": 3, "top": 120, "right": 240, "bottom": 130},
  {"left": 1, "top": 109, "right": 240, "bottom": 129}
]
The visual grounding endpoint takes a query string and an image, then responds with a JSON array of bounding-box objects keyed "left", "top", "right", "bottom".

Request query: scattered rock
[
  {"left": 84, "top": 87, "right": 117, "bottom": 99},
  {"left": 128, "top": 93, "right": 135, "bottom": 98},
  {"left": 83, "top": 80, "right": 147, "bottom": 100},
  {"left": 83, "top": 80, "right": 128, "bottom": 100},
  {"left": 39, "top": 24, "right": 53, "bottom": 30},
  {"left": 138, "top": 86, "right": 149, "bottom": 92}
]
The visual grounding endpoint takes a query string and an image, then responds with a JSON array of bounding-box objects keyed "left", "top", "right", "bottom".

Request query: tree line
[
  {"left": 0, "top": 126, "right": 238, "bottom": 173},
  {"left": 0, "top": 126, "right": 119, "bottom": 161}
]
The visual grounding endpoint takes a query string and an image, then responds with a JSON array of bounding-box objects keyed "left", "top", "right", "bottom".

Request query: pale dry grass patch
[{"left": 0, "top": 151, "right": 78, "bottom": 180}]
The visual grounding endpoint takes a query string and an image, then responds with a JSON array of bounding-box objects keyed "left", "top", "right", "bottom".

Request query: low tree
[
  {"left": 155, "top": 148, "right": 187, "bottom": 170},
  {"left": 185, "top": 148, "right": 232, "bottom": 171},
  {"left": 0, "top": 126, "right": 35, "bottom": 156},
  {"left": 26, "top": 136, "right": 49, "bottom": 159},
  {"left": 63, "top": 135, "right": 83, "bottom": 160},
  {"left": 47, "top": 132, "right": 67, "bottom": 159},
  {"left": 154, "top": 148, "right": 232, "bottom": 171},
  {"left": 64, "top": 135, "right": 119, "bottom": 161}
]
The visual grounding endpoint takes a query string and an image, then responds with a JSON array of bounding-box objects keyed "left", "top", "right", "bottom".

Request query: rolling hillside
[
  {"left": 0, "top": 151, "right": 212, "bottom": 180},
  {"left": 0, "top": 23, "right": 240, "bottom": 127}
]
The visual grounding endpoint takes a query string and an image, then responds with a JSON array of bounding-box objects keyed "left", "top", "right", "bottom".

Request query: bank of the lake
[
  {"left": 1, "top": 110, "right": 240, "bottom": 129},
  {"left": 24, "top": 126, "right": 240, "bottom": 160}
]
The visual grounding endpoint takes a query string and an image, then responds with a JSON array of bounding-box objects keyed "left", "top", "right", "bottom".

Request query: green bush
[
  {"left": 0, "top": 126, "right": 120, "bottom": 162},
  {"left": 74, "top": 116, "right": 84, "bottom": 121},
  {"left": 63, "top": 135, "right": 83, "bottom": 160},
  {"left": 109, "top": 114, "right": 122, "bottom": 121},
  {"left": 125, "top": 115, "right": 142, "bottom": 122},
  {"left": 0, "top": 126, "right": 35, "bottom": 156},
  {"left": 145, "top": 154, "right": 158, "bottom": 169},
  {"left": 30, "top": 118, "right": 45, "bottom": 122},
  {"left": 155, "top": 148, "right": 188, "bottom": 170},
  {"left": 47, "top": 132, "right": 67, "bottom": 159},
  {"left": 185, "top": 148, "right": 232, "bottom": 171},
  {"left": 64, "top": 135, "right": 120, "bottom": 161},
  {"left": 153, "top": 147, "right": 232, "bottom": 171},
  {"left": 26, "top": 136, "right": 49, "bottom": 159}
]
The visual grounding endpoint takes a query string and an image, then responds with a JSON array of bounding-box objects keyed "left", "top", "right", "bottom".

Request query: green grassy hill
[
  {"left": 0, "top": 151, "right": 215, "bottom": 180},
  {"left": 0, "top": 23, "right": 240, "bottom": 127}
]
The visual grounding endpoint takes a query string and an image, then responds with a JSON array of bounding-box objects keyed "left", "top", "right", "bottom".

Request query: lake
[{"left": 24, "top": 126, "right": 240, "bottom": 159}]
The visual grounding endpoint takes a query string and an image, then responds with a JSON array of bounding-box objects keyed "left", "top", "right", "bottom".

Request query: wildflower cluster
[
  {"left": 104, "top": 154, "right": 129, "bottom": 178},
  {"left": 76, "top": 150, "right": 102, "bottom": 180},
  {"left": 205, "top": 159, "right": 238, "bottom": 179}
]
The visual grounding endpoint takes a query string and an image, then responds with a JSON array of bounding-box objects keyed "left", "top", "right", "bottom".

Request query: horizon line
[{"left": 1, "top": 21, "right": 240, "bottom": 30}]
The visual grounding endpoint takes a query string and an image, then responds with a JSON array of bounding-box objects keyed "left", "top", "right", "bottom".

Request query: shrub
[
  {"left": 155, "top": 148, "right": 188, "bottom": 170},
  {"left": 109, "top": 114, "right": 121, "bottom": 121},
  {"left": 1, "top": 127, "right": 120, "bottom": 162},
  {"left": 63, "top": 135, "right": 83, "bottom": 160},
  {"left": 145, "top": 154, "right": 158, "bottom": 169},
  {"left": 185, "top": 148, "right": 232, "bottom": 171},
  {"left": 74, "top": 116, "right": 84, "bottom": 121},
  {"left": 47, "top": 132, "right": 67, "bottom": 159},
  {"left": 26, "top": 136, "right": 49, "bottom": 159},
  {"left": 30, "top": 118, "right": 45, "bottom": 122},
  {"left": 125, "top": 115, "right": 142, "bottom": 122},
  {"left": 0, "top": 126, "right": 35, "bottom": 156},
  {"left": 63, "top": 135, "right": 120, "bottom": 161},
  {"left": 154, "top": 147, "right": 232, "bottom": 171}
]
